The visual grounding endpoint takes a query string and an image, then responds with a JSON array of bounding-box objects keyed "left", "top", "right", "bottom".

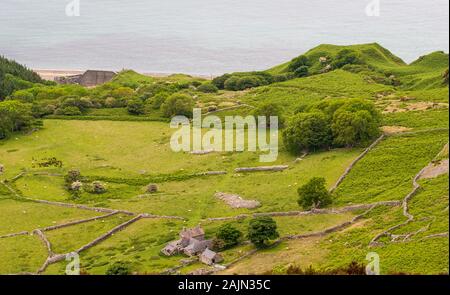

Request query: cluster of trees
[
  {"left": 0, "top": 55, "right": 48, "bottom": 99},
  {"left": 212, "top": 72, "right": 274, "bottom": 91},
  {"left": 283, "top": 98, "right": 381, "bottom": 153},
  {"left": 213, "top": 216, "right": 279, "bottom": 250},
  {"left": 0, "top": 100, "right": 39, "bottom": 139},
  {"left": 5, "top": 73, "right": 202, "bottom": 118}
]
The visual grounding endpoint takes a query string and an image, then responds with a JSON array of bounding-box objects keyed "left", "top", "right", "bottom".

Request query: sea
[{"left": 1, "top": 0, "right": 449, "bottom": 75}]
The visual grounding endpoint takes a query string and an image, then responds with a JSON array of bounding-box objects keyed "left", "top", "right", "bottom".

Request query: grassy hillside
[{"left": 0, "top": 43, "right": 448, "bottom": 275}]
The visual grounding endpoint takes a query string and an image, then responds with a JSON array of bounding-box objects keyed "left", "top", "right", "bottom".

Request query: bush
[
  {"left": 283, "top": 111, "right": 331, "bottom": 153},
  {"left": 332, "top": 49, "right": 361, "bottom": 69},
  {"left": 0, "top": 100, "right": 38, "bottom": 139},
  {"left": 54, "top": 106, "right": 82, "bottom": 116},
  {"left": 197, "top": 82, "right": 218, "bottom": 93},
  {"left": 212, "top": 74, "right": 232, "bottom": 89},
  {"left": 294, "top": 66, "right": 309, "bottom": 77},
  {"left": 87, "top": 181, "right": 107, "bottom": 194},
  {"left": 247, "top": 216, "right": 279, "bottom": 248},
  {"left": 297, "top": 177, "right": 332, "bottom": 210},
  {"left": 127, "top": 99, "right": 145, "bottom": 115},
  {"left": 161, "top": 93, "right": 195, "bottom": 118},
  {"left": 288, "top": 55, "right": 310, "bottom": 72},
  {"left": 215, "top": 224, "right": 243, "bottom": 249},
  {"left": 149, "top": 93, "right": 169, "bottom": 109},
  {"left": 106, "top": 261, "right": 132, "bottom": 275},
  {"left": 65, "top": 169, "right": 81, "bottom": 188},
  {"left": 253, "top": 102, "right": 285, "bottom": 127}
]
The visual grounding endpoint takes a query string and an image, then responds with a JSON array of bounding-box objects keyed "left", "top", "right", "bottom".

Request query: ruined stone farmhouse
[
  {"left": 54, "top": 70, "right": 116, "bottom": 87},
  {"left": 161, "top": 226, "right": 222, "bottom": 265}
]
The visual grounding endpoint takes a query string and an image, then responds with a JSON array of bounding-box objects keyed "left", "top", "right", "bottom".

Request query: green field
[{"left": 0, "top": 43, "right": 448, "bottom": 275}]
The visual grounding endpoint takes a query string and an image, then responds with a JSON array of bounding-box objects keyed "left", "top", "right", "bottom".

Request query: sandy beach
[{"left": 35, "top": 69, "right": 214, "bottom": 81}]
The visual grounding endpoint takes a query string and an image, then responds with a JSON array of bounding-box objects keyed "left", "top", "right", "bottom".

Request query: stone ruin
[
  {"left": 55, "top": 70, "right": 116, "bottom": 87},
  {"left": 161, "top": 226, "right": 223, "bottom": 265}
]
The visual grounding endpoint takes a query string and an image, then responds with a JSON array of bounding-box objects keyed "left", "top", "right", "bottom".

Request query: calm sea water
[{"left": 1, "top": 0, "right": 448, "bottom": 75}]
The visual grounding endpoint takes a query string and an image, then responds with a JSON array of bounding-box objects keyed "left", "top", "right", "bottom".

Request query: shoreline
[{"left": 34, "top": 69, "right": 215, "bottom": 81}]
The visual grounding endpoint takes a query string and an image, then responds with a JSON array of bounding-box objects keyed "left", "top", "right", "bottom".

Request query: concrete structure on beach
[{"left": 54, "top": 70, "right": 116, "bottom": 87}]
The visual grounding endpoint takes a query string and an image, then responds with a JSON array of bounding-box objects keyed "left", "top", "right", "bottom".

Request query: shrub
[
  {"left": 106, "top": 261, "right": 132, "bottom": 275},
  {"left": 149, "top": 93, "right": 169, "bottom": 110},
  {"left": 197, "top": 83, "right": 218, "bottom": 93},
  {"left": 0, "top": 100, "right": 37, "bottom": 139},
  {"left": 288, "top": 55, "right": 310, "bottom": 72},
  {"left": 212, "top": 74, "right": 232, "bottom": 89},
  {"left": 87, "top": 181, "right": 107, "bottom": 194},
  {"left": 247, "top": 216, "right": 279, "bottom": 248},
  {"left": 65, "top": 169, "right": 81, "bottom": 188},
  {"left": 161, "top": 93, "right": 195, "bottom": 118},
  {"left": 332, "top": 49, "right": 361, "bottom": 69},
  {"left": 331, "top": 109, "right": 381, "bottom": 147},
  {"left": 283, "top": 111, "right": 331, "bottom": 153},
  {"left": 215, "top": 224, "right": 243, "bottom": 249},
  {"left": 294, "top": 66, "right": 309, "bottom": 77},
  {"left": 253, "top": 102, "right": 285, "bottom": 127},
  {"left": 54, "top": 106, "right": 82, "bottom": 116},
  {"left": 127, "top": 99, "right": 145, "bottom": 115},
  {"left": 297, "top": 177, "right": 332, "bottom": 210},
  {"left": 223, "top": 76, "right": 240, "bottom": 91}
]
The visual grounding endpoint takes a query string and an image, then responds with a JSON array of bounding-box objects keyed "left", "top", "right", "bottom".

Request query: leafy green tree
[
  {"left": 288, "top": 55, "right": 310, "bottom": 72},
  {"left": 212, "top": 74, "right": 232, "bottom": 89},
  {"left": 197, "top": 82, "right": 219, "bottom": 93},
  {"left": 247, "top": 216, "right": 279, "bottom": 248},
  {"left": 161, "top": 93, "right": 195, "bottom": 118},
  {"left": 297, "top": 177, "right": 332, "bottom": 210},
  {"left": 127, "top": 99, "right": 145, "bottom": 115},
  {"left": 331, "top": 109, "right": 380, "bottom": 147},
  {"left": 294, "top": 66, "right": 309, "bottom": 77},
  {"left": 215, "top": 224, "right": 243, "bottom": 249},
  {"left": 0, "top": 100, "right": 36, "bottom": 139},
  {"left": 149, "top": 92, "right": 169, "bottom": 110},
  {"left": 253, "top": 102, "right": 285, "bottom": 127},
  {"left": 332, "top": 49, "right": 361, "bottom": 69},
  {"left": 283, "top": 111, "right": 331, "bottom": 154}
]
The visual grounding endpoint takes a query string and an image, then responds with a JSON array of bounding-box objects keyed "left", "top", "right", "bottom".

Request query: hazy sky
[{"left": 1, "top": 0, "right": 449, "bottom": 74}]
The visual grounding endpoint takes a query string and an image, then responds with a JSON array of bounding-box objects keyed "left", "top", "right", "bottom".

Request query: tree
[
  {"left": 197, "top": 82, "right": 218, "bottom": 93},
  {"left": 294, "top": 66, "right": 309, "bottom": 77},
  {"left": 106, "top": 261, "right": 131, "bottom": 275},
  {"left": 331, "top": 109, "right": 380, "bottom": 147},
  {"left": 253, "top": 102, "right": 285, "bottom": 127},
  {"left": 212, "top": 74, "right": 232, "bottom": 89},
  {"left": 127, "top": 99, "right": 145, "bottom": 115},
  {"left": 332, "top": 49, "right": 361, "bottom": 69},
  {"left": 247, "top": 216, "right": 279, "bottom": 248},
  {"left": 0, "top": 100, "right": 36, "bottom": 139},
  {"left": 161, "top": 93, "right": 195, "bottom": 118},
  {"left": 282, "top": 111, "right": 331, "bottom": 154},
  {"left": 215, "top": 224, "right": 243, "bottom": 249},
  {"left": 297, "top": 177, "right": 332, "bottom": 210},
  {"left": 288, "top": 55, "right": 310, "bottom": 72},
  {"left": 148, "top": 92, "right": 168, "bottom": 110}
]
